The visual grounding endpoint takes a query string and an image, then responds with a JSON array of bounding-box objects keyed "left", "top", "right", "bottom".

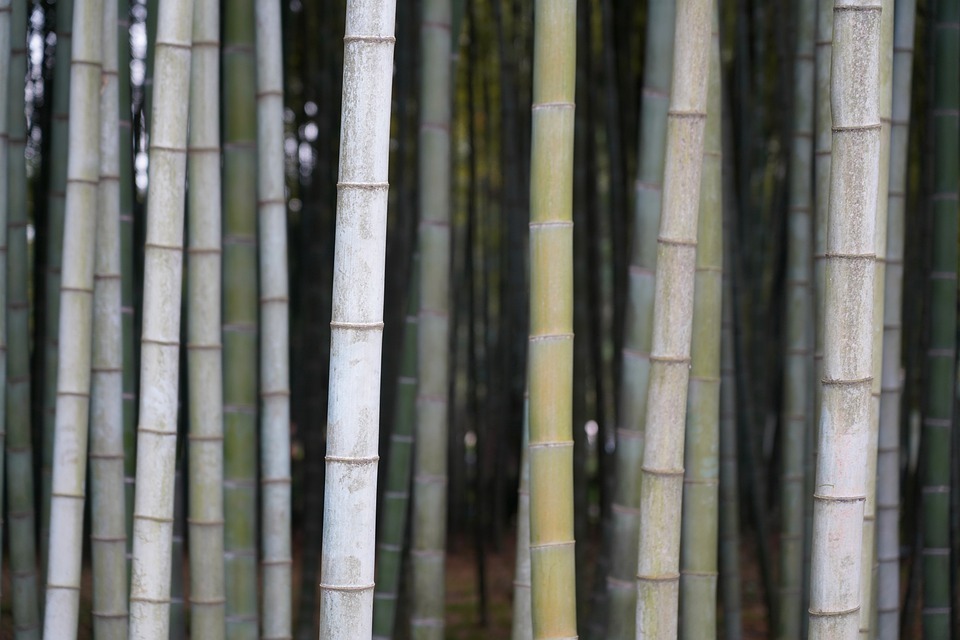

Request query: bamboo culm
[
  {"left": 0, "top": 0, "right": 9, "bottom": 618},
  {"left": 511, "top": 397, "right": 532, "bottom": 640}
]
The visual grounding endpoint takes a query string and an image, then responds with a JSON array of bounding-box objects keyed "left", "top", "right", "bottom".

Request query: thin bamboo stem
[
  {"left": 0, "top": 0, "right": 9, "bottom": 617},
  {"left": 511, "top": 396, "right": 532, "bottom": 640}
]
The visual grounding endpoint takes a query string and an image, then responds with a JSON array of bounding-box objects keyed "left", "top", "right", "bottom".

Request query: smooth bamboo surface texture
[
  {"left": 0, "top": 0, "right": 9, "bottom": 618},
  {"left": 511, "top": 397, "right": 532, "bottom": 640}
]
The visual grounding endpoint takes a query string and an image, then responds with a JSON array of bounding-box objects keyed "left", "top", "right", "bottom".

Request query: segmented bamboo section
[
  {"left": 255, "top": 0, "right": 292, "bottom": 635},
  {"left": 877, "top": 1, "right": 916, "bottom": 636},
  {"left": 778, "top": 0, "right": 815, "bottom": 637},
  {"left": 89, "top": 0, "right": 127, "bottom": 635},
  {"left": 318, "top": 1, "right": 396, "bottom": 635},
  {"left": 922, "top": 0, "right": 959, "bottom": 635},
  {"left": 607, "top": 1, "right": 675, "bottom": 635},
  {"left": 127, "top": 0, "right": 194, "bottom": 636},
  {"left": 808, "top": 2, "right": 881, "bottom": 638},
  {"left": 186, "top": 0, "right": 225, "bottom": 636},
  {"left": 635, "top": 0, "right": 712, "bottom": 637},
  {"left": 678, "top": 13, "right": 721, "bottom": 638},
  {"left": 511, "top": 397, "right": 532, "bottom": 640},
  {"left": 42, "top": 0, "right": 103, "bottom": 633},
  {"left": 0, "top": 0, "right": 9, "bottom": 615},
  {"left": 527, "top": 1, "right": 577, "bottom": 638}
]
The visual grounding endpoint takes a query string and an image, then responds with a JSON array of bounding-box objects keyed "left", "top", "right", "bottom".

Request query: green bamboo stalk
[
  {"left": 372, "top": 256, "right": 419, "bottom": 640},
  {"left": 778, "top": 0, "right": 815, "bottom": 636},
  {"left": 127, "top": 0, "right": 194, "bottom": 635},
  {"left": 89, "top": 0, "right": 127, "bottom": 635},
  {"left": 0, "top": 0, "right": 9, "bottom": 617},
  {"left": 42, "top": 0, "right": 103, "bottom": 634},
  {"left": 678, "top": 11, "right": 721, "bottom": 638},
  {"left": 877, "top": 0, "right": 916, "bottom": 636},
  {"left": 6, "top": 1, "right": 39, "bottom": 635},
  {"left": 808, "top": 1, "right": 881, "bottom": 637},
  {"left": 317, "top": 0, "right": 397, "bottom": 635},
  {"left": 410, "top": 0, "right": 453, "bottom": 637},
  {"left": 222, "top": 3, "right": 259, "bottom": 636},
  {"left": 255, "top": 0, "right": 292, "bottom": 635},
  {"left": 606, "top": 0, "right": 675, "bottom": 634},
  {"left": 511, "top": 396, "right": 532, "bottom": 640},
  {"left": 922, "top": 0, "right": 958, "bottom": 635},
  {"left": 527, "top": 2, "right": 577, "bottom": 638},
  {"left": 186, "top": 0, "right": 225, "bottom": 636},
  {"left": 41, "top": 0, "right": 73, "bottom": 578},
  {"left": 635, "top": 0, "right": 713, "bottom": 637}
]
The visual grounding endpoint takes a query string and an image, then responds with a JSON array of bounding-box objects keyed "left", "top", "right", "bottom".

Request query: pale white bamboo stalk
[
  {"left": 0, "top": 0, "right": 9, "bottom": 615},
  {"left": 89, "top": 0, "right": 127, "bottom": 635},
  {"left": 186, "top": 0, "right": 225, "bottom": 636},
  {"left": 808, "top": 1, "right": 881, "bottom": 638},
  {"left": 42, "top": 0, "right": 104, "bottom": 634},
  {"left": 127, "top": 0, "right": 194, "bottom": 636},
  {"left": 318, "top": 1, "right": 397, "bottom": 636},
  {"left": 255, "top": 1, "right": 292, "bottom": 637},
  {"left": 877, "top": 1, "right": 916, "bottom": 636},
  {"left": 635, "top": 1, "right": 713, "bottom": 638}
]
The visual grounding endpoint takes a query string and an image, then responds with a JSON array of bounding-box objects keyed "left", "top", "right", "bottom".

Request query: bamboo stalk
[
  {"left": 186, "top": 0, "right": 225, "bottom": 636},
  {"left": 255, "top": 0, "right": 292, "bottom": 635},
  {"left": 318, "top": 1, "right": 397, "bottom": 635},
  {"left": 511, "top": 397, "right": 532, "bottom": 640},
  {"left": 877, "top": 0, "right": 916, "bottom": 636},
  {"left": 0, "top": 0, "right": 9, "bottom": 617},
  {"left": 635, "top": 0, "right": 713, "bottom": 637},
  {"left": 607, "top": 0, "right": 675, "bottom": 634},
  {"left": 89, "top": 0, "right": 127, "bottom": 635},
  {"left": 42, "top": 0, "right": 104, "bottom": 633},
  {"left": 527, "top": 1, "right": 577, "bottom": 638},
  {"left": 127, "top": 0, "right": 194, "bottom": 635},
  {"left": 678, "top": 11, "right": 722, "bottom": 638},
  {"left": 808, "top": 1, "right": 881, "bottom": 637}
]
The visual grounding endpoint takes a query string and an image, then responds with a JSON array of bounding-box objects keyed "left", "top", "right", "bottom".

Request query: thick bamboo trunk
[
  {"left": 127, "top": 0, "right": 194, "bottom": 636},
  {"left": 186, "top": 0, "right": 225, "bottom": 636},
  {"left": 318, "top": 1, "right": 397, "bottom": 635},
  {"left": 42, "top": 0, "right": 104, "bottom": 633},
  {"left": 807, "top": 1, "right": 881, "bottom": 638},
  {"left": 634, "top": 0, "right": 713, "bottom": 637},
  {"left": 678, "top": 12, "right": 722, "bottom": 638},
  {"left": 527, "top": 2, "right": 577, "bottom": 638},
  {"left": 877, "top": 1, "right": 916, "bottom": 636},
  {"left": 411, "top": 1, "right": 453, "bottom": 637},
  {"left": 607, "top": 1, "right": 675, "bottom": 634}
]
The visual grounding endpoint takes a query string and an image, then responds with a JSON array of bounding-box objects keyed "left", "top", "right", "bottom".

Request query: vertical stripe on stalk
[{"left": 0, "top": 0, "right": 9, "bottom": 617}]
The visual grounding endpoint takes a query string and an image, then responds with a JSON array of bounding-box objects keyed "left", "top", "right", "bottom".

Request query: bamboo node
[
  {"left": 46, "top": 583, "right": 82, "bottom": 591},
  {"left": 529, "top": 540, "right": 575, "bottom": 551},
  {"left": 130, "top": 595, "right": 172, "bottom": 604},
  {"left": 636, "top": 572, "right": 680, "bottom": 582},
  {"left": 343, "top": 35, "right": 396, "bottom": 44},
  {"left": 657, "top": 235, "right": 697, "bottom": 247},
  {"left": 531, "top": 101, "right": 575, "bottom": 111},
  {"left": 667, "top": 109, "right": 707, "bottom": 119},
  {"left": 326, "top": 454, "right": 379, "bottom": 465},
  {"left": 137, "top": 427, "right": 177, "bottom": 437},
  {"left": 821, "top": 375, "right": 872, "bottom": 386},
  {"left": 641, "top": 466, "right": 684, "bottom": 478},
  {"left": 133, "top": 513, "right": 174, "bottom": 524},
  {"left": 329, "top": 320, "right": 384, "bottom": 331},
  {"left": 528, "top": 440, "right": 574, "bottom": 450},
  {"left": 808, "top": 604, "right": 860, "bottom": 617},
  {"left": 812, "top": 493, "right": 865, "bottom": 502},
  {"left": 319, "top": 582, "right": 375, "bottom": 592}
]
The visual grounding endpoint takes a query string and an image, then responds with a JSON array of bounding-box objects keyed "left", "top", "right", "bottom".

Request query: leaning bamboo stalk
[
  {"left": 410, "top": 0, "right": 453, "bottom": 637},
  {"left": 877, "top": 0, "right": 916, "bottom": 636},
  {"left": 89, "top": 0, "right": 127, "bottom": 635},
  {"left": 0, "top": 0, "right": 9, "bottom": 615},
  {"left": 511, "top": 396, "right": 532, "bottom": 640},
  {"left": 778, "top": 0, "right": 815, "bottom": 636},
  {"left": 186, "top": 0, "right": 225, "bottom": 636},
  {"left": 255, "top": 0, "right": 292, "bottom": 635},
  {"left": 318, "top": 1, "right": 397, "bottom": 635},
  {"left": 808, "top": 1, "right": 881, "bottom": 637},
  {"left": 635, "top": 0, "right": 713, "bottom": 637},
  {"left": 527, "top": 1, "right": 578, "bottom": 638},
  {"left": 42, "top": 0, "right": 103, "bottom": 634},
  {"left": 127, "top": 0, "right": 194, "bottom": 636},
  {"left": 607, "top": 1, "right": 675, "bottom": 634},
  {"left": 678, "top": 12, "right": 722, "bottom": 638}
]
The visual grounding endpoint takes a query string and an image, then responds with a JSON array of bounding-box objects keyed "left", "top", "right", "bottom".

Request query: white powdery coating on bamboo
[
  {"left": 318, "top": 1, "right": 396, "bottom": 637},
  {"left": 808, "top": 2, "right": 881, "bottom": 638},
  {"left": 635, "top": 0, "right": 713, "bottom": 638},
  {"left": 43, "top": 0, "right": 103, "bottom": 635},
  {"left": 128, "top": 0, "right": 194, "bottom": 638},
  {"left": 255, "top": 0, "right": 292, "bottom": 637}
]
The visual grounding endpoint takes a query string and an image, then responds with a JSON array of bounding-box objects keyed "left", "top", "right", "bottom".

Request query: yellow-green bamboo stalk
[
  {"left": 877, "top": 1, "right": 916, "bottom": 636},
  {"left": 607, "top": 0, "right": 675, "bottom": 633},
  {"left": 511, "top": 396, "right": 532, "bottom": 640},
  {"left": 635, "top": 0, "right": 713, "bottom": 637},
  {"left": 0, "top": 0, "right": 9, "bottom": 618},
  {"left": 186, "top": 0, "right": 225, "bottom": 636},
  {"left": 778, "top": 0, "right": 815, "bottom": 637},
  {"left": 255, "top": 0, "right": 292, "bottom": 635},
  {"left": 127, "top": 0, "right": 194, "bottom": 636},
  {"left": 410, "top": 0, "right": 453, "bottom": 637},
  {"left": 42, "top": 0, "right": 103, "bottom": 633},
  {"left": 808, "top": 1, "right": 881, "bottom": 637},
  {"left": 527, "top": 2, "right": 577, "bottom": 638},
  {"left": 318, "top": 1, "right": 397, "bottom": 635},
  {"left": 678, "top": 11, "right": 721, "bottom": 638},
  {"left": 89, "top": 0, "right": 127, "bottom": 635}
]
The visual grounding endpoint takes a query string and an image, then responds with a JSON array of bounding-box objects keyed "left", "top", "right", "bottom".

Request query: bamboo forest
[{"left": 0, "top": 0, "right": 957, "bottom": 638}]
